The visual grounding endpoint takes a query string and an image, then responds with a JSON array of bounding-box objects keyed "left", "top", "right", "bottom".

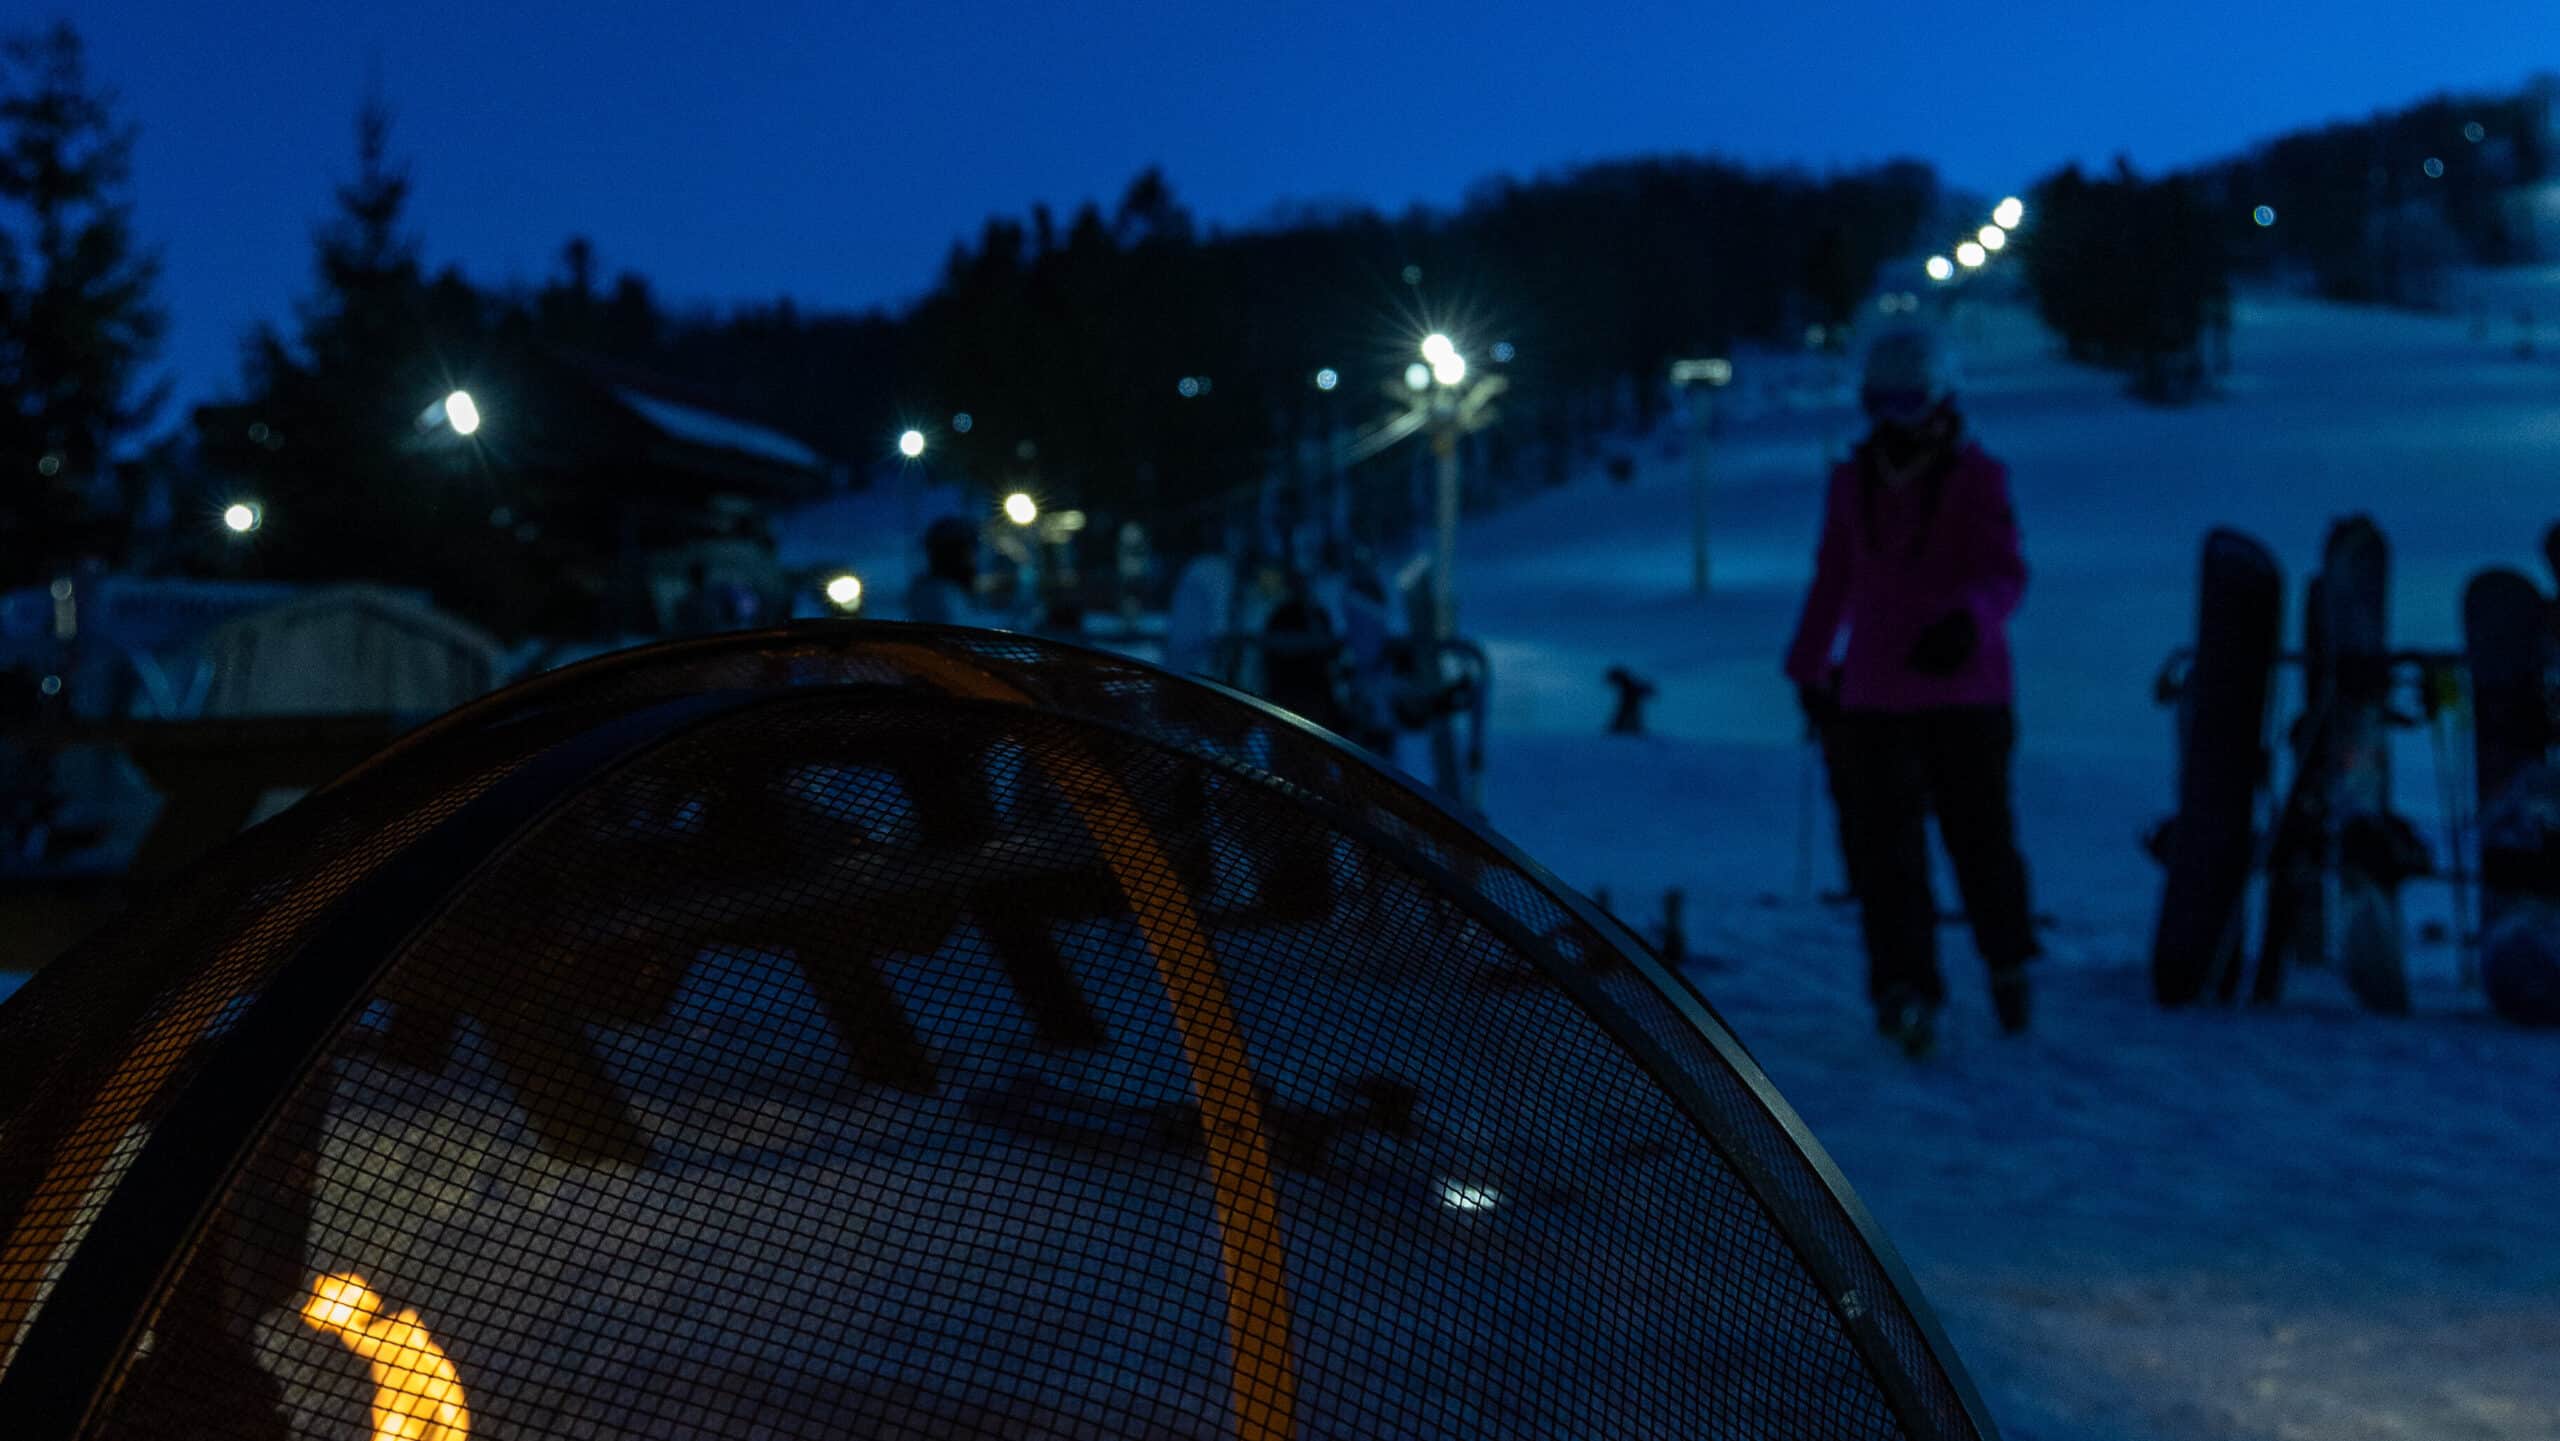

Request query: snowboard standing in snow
[
  {"left": 2464, "top": 567, "right": 2560, "bottom": 1025},
  {"left": 2150, "top": 529, "right": 2283, "bottom": 1007},
  {"left": 2321, "top": 516, "right": 2413, "bottom": 1014},
  {"left": 2479, "top": 766, "right": 2560, "bottom": 1025}
]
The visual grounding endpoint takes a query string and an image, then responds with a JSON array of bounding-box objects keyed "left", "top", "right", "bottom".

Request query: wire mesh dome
[{"left": 0, "top": 623, "right": 1996, "bottom": 1440}]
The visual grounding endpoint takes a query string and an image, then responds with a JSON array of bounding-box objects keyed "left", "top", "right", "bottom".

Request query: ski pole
[
  {"left": 2226, "top": 695, "right": 2336, "bottom": 1004},
  {"left": 2424, "top": 663, "right": 2478, "bottom": 987},
  {"left": 1795, "top": 733, "right": 1818, "bottom": 901}
]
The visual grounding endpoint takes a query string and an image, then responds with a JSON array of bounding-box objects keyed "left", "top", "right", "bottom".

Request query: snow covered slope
[
  {"left": 1461, "top": 294, "right": 2560, "bottom": 763},
  {"left": 1460, "top": 294, "right": 2560, "bottom": 1439}
]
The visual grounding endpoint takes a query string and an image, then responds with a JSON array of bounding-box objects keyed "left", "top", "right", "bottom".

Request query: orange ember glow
[{"left": 301, "top": 1273, "right": 471, "bottom": 1441}]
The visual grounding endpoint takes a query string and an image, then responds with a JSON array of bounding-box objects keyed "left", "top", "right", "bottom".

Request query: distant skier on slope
[{"left": 1783, "top": 323, "right": 2039, "bottom": 1055}]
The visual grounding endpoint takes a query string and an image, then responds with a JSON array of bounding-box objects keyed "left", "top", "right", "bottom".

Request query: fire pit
[{"left": 0, "top": 623, "right": 1993, "bottom": 1439}]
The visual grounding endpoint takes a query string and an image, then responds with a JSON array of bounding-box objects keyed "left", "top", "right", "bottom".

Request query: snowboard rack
[{"left": 2152, "top": 645, "right": 2466, "bottom": 706}]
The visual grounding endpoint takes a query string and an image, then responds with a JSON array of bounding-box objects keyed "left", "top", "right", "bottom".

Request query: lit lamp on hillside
[
  {"left": 1003, "top": 492, "right": 1039, "bottom": 527},
  {"left": 1956, "top": 241, "right": 1988, "bottom": 269},
  {"left": 413, "top": 389, "right": 481, "bottom": 441},
  {"left": 1423, "top": 332, "right": 1466, "bottom": 387},
  {"left": 443, "top": 390, "right": 481, "bottom": 437},
  {"left": 898, "top": 429, "right": 927, "bottom": 459},
  {"left": 825, "top": 573, "right": 864, "bottom": 614},
  {"left": 223, "top": 501, "right": 263, "bottom": 535}
]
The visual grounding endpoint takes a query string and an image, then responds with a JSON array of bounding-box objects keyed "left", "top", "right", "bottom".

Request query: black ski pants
[{"left": 1827, "top": 705, "right": 2038, "bottom": 1009}]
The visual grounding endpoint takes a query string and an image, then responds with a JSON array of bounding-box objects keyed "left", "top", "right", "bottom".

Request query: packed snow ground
[{"left": 1461, "top": 289, "right": 2560, "bottom": 1439}]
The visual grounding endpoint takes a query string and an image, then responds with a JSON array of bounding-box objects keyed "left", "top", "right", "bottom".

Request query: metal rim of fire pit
[{"left": 0, "top": 621, "right": 2001, "bottom": 1440}]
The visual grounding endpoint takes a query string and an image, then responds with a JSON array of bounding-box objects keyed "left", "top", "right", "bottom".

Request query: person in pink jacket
[{"left": 1784, "top": 324, "right": 2037, "bottom": 1054}]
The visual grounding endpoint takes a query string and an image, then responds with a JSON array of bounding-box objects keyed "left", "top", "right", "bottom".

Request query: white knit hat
[{"left": 1860, "top": 324, "right": 1959, "bottom": 422}]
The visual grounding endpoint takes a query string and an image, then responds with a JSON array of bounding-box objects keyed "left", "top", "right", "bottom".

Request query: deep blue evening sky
[{"left": 55, "top": 1, "right": 2556, "bottom": 412}]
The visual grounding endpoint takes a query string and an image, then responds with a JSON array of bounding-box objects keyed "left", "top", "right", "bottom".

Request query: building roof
[{"left": 611, "top": 386, "right": 826, "bottom": 472}]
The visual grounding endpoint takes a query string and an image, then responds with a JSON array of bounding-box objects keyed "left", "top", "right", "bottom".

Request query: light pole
[
  {"left": 1331, "top": 335, "right": 1508, "bottom": 802},
  {"left": 1420, "top": 334, "right": 1472, "bottom": 645},
  {"left": 1418, "top": 334, "right": 1505, "bottom": 805},
  {"left": 1669, "top": 357, "right": 1734, "bottom": 595},
  {"left": 1313, "top": 367, "right": 1346, "bottom": 547}
]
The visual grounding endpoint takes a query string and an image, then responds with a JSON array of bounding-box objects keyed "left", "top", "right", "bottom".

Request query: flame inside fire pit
[{"left": 300, "top": 1273, "right": 469, "bottom": 1441}]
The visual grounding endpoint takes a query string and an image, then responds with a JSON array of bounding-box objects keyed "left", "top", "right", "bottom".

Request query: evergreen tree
[
  {"left": 0, "top": 20, "right": 166, "bottom": 583},
  {"left": 2018, "top": 159, "right": 2230, "bottom": 400},
  {"left": 192, "top": 95, "right": 545, "bottom": 629}
]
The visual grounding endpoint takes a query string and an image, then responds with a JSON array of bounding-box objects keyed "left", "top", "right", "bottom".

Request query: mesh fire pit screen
[{"left": 0, "top": 623, "right": 1995, "bottom": 1440}]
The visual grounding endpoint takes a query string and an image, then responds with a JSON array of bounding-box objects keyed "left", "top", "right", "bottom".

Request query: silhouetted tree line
[
  {"left": 2017, "top": 83, "right": 2553, "bottom": 396},
  {"left": 2197, "top": 86, "right": 2551, "bottom": 304},
  {"left": 0, "top": 20, "right": 1942, "bottom": 622},
  {"left": 36, "top": 3, "right": 2551, "bottom": 628},
  {"left": 189, "top": 110, "right": 1938, "bottom": 626}
]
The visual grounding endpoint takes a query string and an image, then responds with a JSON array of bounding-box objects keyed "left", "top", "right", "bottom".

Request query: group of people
[
  {"left": 899, "top": 509, "right": 1421, "bottom": 761},
  {"left": 898, "top": 515, "right": 1091, "bottom": 640},
  {"left": 1162, "top": 538, "right": 1409, "bottom": 754}
]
